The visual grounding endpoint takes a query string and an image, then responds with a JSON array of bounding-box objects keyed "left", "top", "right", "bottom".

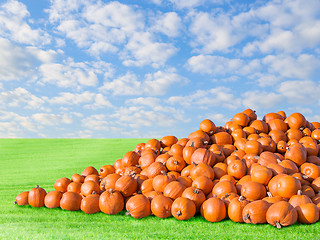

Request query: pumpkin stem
[
  {"left": 176, "top": 210, "right": 182, "bottom": 216},
  {"left": 108, "top": 188, "right": 114, "bottom": 194},
  {"left": 254, "top": 155, "right": 259, "bottom": 160},
  {"left": 275, "top": 222, "right": 282, "bottom": 229},
  {"left": 203, "top": 141, "right": 208, "bottom": 145},
  {"left": 224, "top": 193, "right": 231, "bottom": 198},
  {"left": 297, "top": 190, "right": 302, "bottom": 195},
  {"left": 92, "top": 191, "right": 97, "bottom": 195},
  {"left": 213, "top": 194, "right": 217, "bottom": 198},
  {"left": 302, "top": 174, "right": 308, "bottom": 180},
  {"left": 161, "top": 170, "right": 167, "bottom": 176},
  {"left": 14, "top": 201, "right": 17, "bottom": 205},
  {"left": 173, "top": 160, "right": 179, "bottom": 165},
  {"left": 299, "top": 126, "right": 305, "bottom": 131},
  {"left": 36, "top": 185, "right": 39, "bottom": 188},
  {"left": 243, "top": 213, "right": 250, "bottom": 221},
  {"left": 190, "top": 142, "right": 195, "bottom": 148},
  {"left": 193, "top": 188, "right": 200, "bottom": 194},
  {"left": 135, "top": 164, "right": 141, "bottom": 168},
  {"left": 126, "top": 211, "right": 131, "bottom": 216},
  {"left": 238, "top": 196, "right": 245, "bottom": 202},
  {"left": 192, "top": 161, "right": 198, "bottom": 166},
  {"left": 267, "top": 192, "right": 273, "bottom": 198}
]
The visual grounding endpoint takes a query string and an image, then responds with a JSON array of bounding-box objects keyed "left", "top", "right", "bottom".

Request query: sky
[{"left": 0, "top": 0, "right": 320, "bottom": 138}]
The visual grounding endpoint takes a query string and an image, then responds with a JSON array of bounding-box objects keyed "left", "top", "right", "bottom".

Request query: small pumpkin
[
  {"left": 192, "top": 176, "right": 214, "bottom": 195},
  {"left": 266, "top": 201, "right": 298, "bottom": 228},
  {"left": 115, "top": 175, "right": 137, "bottom": 197},
  {"left": 152, "top": 171, "right": 174, "bottom": 193},
  {"left": 199, "top": 119, "right": 216, "bottom": 135},
  {"left": 99, "top": 188, "right": 124, "bottom": 215},
  {"left": 241, "top": 181, "right": 266, "bottom": 201},
  {"left": 182, "top": 187, "right": 206, "bottom": 211},
  {"left": 60, "top": 192, "right": 82, "bottom": 211},
  {"left": 190, "top": 148, "right": 216, "bottom": 167},
  {"left": 171, "top": 197, "right": 196, "bottom": 220},
  {"left": 54, "top": 177, "right": 71, "bottom": 193},
  {"left": 160, "top": 135, "right": 178, "bottom": 148},
  {"left": 44, "top": 191, "right": 63, "bottom": 208},
  {"left": 28, "top": 185, "right": 47, "bottom": 208},
  {"left": 71, "top": 173, "right": 85, "bottom": 183},
  {"left": 81, "top": 193, "right": 100, "bottom": 214},
  {"left": 99, "top": 165, "right": 115, "bottom": 178},
  {"left": 81, "top": 180, "right": 100, "bottom": 197},
  {"left": 163, "top": 181, "right": 186, "bottom": 200},
  {"left": 126, "top": 194, "right": 151, "bottom": 219},
  {"left": 212, "top": 180, "right": 237, "bottom": 198},
  {"left": 242, "top": 200, "right": 271, "bottom": 224},
  {"left": 151, "top": 195, "right": 173, "bottom": 218},
  {"left": 277, "top": 175, "right": 301, "bottom": 199},
  {"left": 201, "top": 196, "right": 226, "bottom": 222},
  {"left": 15, "top": 191, "right": 29, "bottom": 206},
  {"left": 228, "top": 196, "right": 250, "bottom": 223},
  {"left": 296, "top": 203, "right": 319, "bottom": 224},
  {"left": 81, "top": 166, "right": 99, "bottom": 177}
]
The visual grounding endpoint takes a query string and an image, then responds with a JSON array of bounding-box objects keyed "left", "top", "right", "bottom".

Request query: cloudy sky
[{"left": 0, "top": 0, "right": 320, "bottom": 138}]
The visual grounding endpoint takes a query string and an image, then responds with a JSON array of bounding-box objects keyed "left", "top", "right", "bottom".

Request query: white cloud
[
  {"left": 81, "top": 114, "right": 112, "bottom": 131},
  {"left": 32, "top": 113, "right": 73, "bottom": 126},
  {"left": 47, "top": 91, "right": 96, "bottom": 105},
  {"left": 84, "top": 93, "right": 113, "bottom": 109},
  {"left": 0, "top": 87, "right": 47, "bottom": 111},
  {"left": 187, "top": 55, "right": 243, "bottom": 75},
  {"left": 168, "top": 87, "right": 241, "bottom": 109},
  {"left": 263, "top": 54, "right": 320, "bottom": 79},
  {"left": 100, "top": 69, "right": 185, "bottom": 96},
  {"left": 241, "top": 90, "right": 284, "bottom": 110},
  {"left": 279, "top": 80, "right": 320, "bottom": 105},
  {"left": 122, "top": 32, "right": 177, "bottom": 67},
  {"left": 169, "top": 0, "right": 205, "bottom": 9},
  {"left": 0, "top": 0, "right": 51, "bottom": 45},
  {"left": 39, "top": 60, "right": 99, "bottom": 89},
  {"left": 151, "top": 12, "right": 182, "bottom": 37}
]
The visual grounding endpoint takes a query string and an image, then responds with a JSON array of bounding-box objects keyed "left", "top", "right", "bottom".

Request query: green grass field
[{"left": 1, "top": 139, "right": 319, "bottom": 240}]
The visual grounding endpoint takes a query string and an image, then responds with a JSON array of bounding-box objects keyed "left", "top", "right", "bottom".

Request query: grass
[{"left": 0, "top": 139, "right": 319, "bottom": 239}]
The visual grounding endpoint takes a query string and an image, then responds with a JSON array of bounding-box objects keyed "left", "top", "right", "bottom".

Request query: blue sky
[{"left": 0, "top": 0, "right": 320, "bottom": 138}]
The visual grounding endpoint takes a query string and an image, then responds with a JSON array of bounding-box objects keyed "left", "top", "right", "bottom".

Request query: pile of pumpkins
[{"left": 15, "top": 109, "right": 320, "bottom": 228}]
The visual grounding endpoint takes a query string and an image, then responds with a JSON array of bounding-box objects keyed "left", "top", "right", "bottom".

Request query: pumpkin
[
  {"left": 139, "top": 151, "right": 156, "bottom": 169},
  {"left": 160, "top": 135, "right": 178, "bottom": 148},
  {"left": 199, "top": 119, "right": 216, "bottom": 135},
  {"left": 250, "top": 165, "right": 273, "bottom": 185},
  {"left": 236, "top": 175, "right": 252, "bottom": 195},
  {"left": 44, "top": 191, "right": 63, "bottom": 208},
  {"left": 182, "top": 187, "right": 206, "bottom": 211},
  {"left": 285, "top": 145, "right": 307, "bottom": 167},
  {"left": 151, "top": 195, "right": 173, "bottom": 218},
  {"left": 54, "top": 177, "right": 71, "bottom": 193},
  {"left": 182, "top": 145, "right": 197, "bottom": 165},
  {"left": 180, "top": 164, "right": 194, "bottom": 178},
  {"left": 176, "top": 138, "right": 190, "bottom": 147},
  {"left": 268, "top": 119, "right": 287, "bottom": 132},
  {"left": 60, "top": 192, "right": 82, "bottom": 211},
  {"left": 277, "top": 175, "right": 301, "bottom": 199},
  {"left": 288, "top": 190, "right": 312, "bottom": 208},
  {"left": 99, "top": 165, "right": 115, "bottom": 178},
  {"left": 163, "top": 181, "right": 186, "bottom": 200},
  {"left": 311, "top": 177, "right": 320, "bottom": 192},
  {"left": 28, "top": 185, "right": 47, "bottom": 208},
  {"left": 242, "top": 109, "right": 257, "bottom": 121},
  {"left": 145, "top": 162, "right": 167, "bottom": 178},
  {"left": 228, "top": 196, "right": 250, "bottom": 223},
  {"left": 171, "top": 197, "right": 196, "bottom": 220},
  {"left": 152, "top": 171, "right": 174, "bottom": 193},
  {"left": 71, "top": 173, "right": 85, "bottom": 183},
  {"left": 15, "top": 191, "right": 29, "bottom": 206},
  {"left": 115, "top": 175, "right": 137, "bottom": 197},
  {"left": 84, "top": 174, "right": 100, "bottom": 185},
  {"left": 126, "top": 194, "right": 151, "bottom": 219},
  {"left": 67, "top": 182, "right": 82, "bottom": 194},
  {"left": 144, "top": 191, "right": 162, "bottom": 201},
  {"left": 241, "top": 181, "right": 267, "bottom": 201},
  {"left": 258, "top": 151, "right": 280, "bottom": 166},
  {"left": 189, "top": 163, "right": 215, "bottom": 180},
  {"left": 145, "top": 139, "right": 161, "bottom": 152},
  {"left": 212, "top": 132, "right": 233, "bottom": 145},
  {"left": 278, "top": 160, "right": 299, "bottom": 175},
  {"left": 81, "top": 194, "right": 100, "bottom": 214},
  {"left": 124, "top": 166, "right": 141, "bottom": 177},
  {"left": 296, "top": 203, "right": 319, "bottom": 224},
  {"left": 232, "top": 112, "right": 250, "bottom": 127},
  {"left": 100, "top": 173, "right": 121, "bottom": 192},
  {"left": 249, "top": 120, "right": 269, "bottom": 134},
  {"left": 269, "top": 130, "right": 287, "bottom": 144},
  {"left": 192, "top": 176, "right": 213, "bottom": 195},
  {"left": 190, "top": 148, "right": 216, "bottom": 167},
  {"left": 168, "top": 143, "right": 184, "bottom": 157},
  {"left": 134, "top": 142, "right": 145, "bottom": 155},
  {"left": 213, "top": 162, "right": 228, "bottom": 179},
  {"left": 227, "top": 159, "right": 246, "bottom": 180},
  {"left": 266, "top": 201, "right": 298, "bottom": 228},
  {"left": 186, "top": 137, "right": 207, "bottom": 148},
  {"left": 81, "top": 166, "right": 99, "bottom": 177},
  {"left": 244, "top": 140, "right": 263, "bottom": 155},
  {"left": 300, "top": 162, "right": 320, "bottom": 181},
  {"left": 140, "top": 178, "right": 154, "bottom": 195},
  {"left": 81, "top": 180, "right": 100, "bottom": 197},
  {"left": 221, "top": 192, "right": 239, "bottom": 210},
  {"left": 301, "top": 185, "right": 316, "bottom": 199},
  {"left": 166, "top": 156, "right": 186, "bottom": 172},
  {"left": 188, "top": 130, "right": 210, "bottom": 143},
  {"left": 212, "top": 180, "right": 237, "bottom": 198},
  {"left": 99, "top": 189, "right": 124, "bottom": 215},
  {"left": 201, "top": 196, "right": 226, "bottom": 222},
  {"left": 286, "top": 112, "right": 307, "bottom": 130},
  {"left": 263, "top": 112, "right": 284, "bottom": 123},
  {"left": 242, "top": 200, "right": 271, "bottom": 224}
]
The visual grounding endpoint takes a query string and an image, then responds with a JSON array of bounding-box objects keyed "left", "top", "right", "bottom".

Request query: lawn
[{"left": 0, "top": 139, "right": 318, "bottom": 239}]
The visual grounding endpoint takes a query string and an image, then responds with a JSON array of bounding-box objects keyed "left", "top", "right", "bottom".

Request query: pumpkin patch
[{"left": 15, "top": 109, "right": 320, "bottom": 228}]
